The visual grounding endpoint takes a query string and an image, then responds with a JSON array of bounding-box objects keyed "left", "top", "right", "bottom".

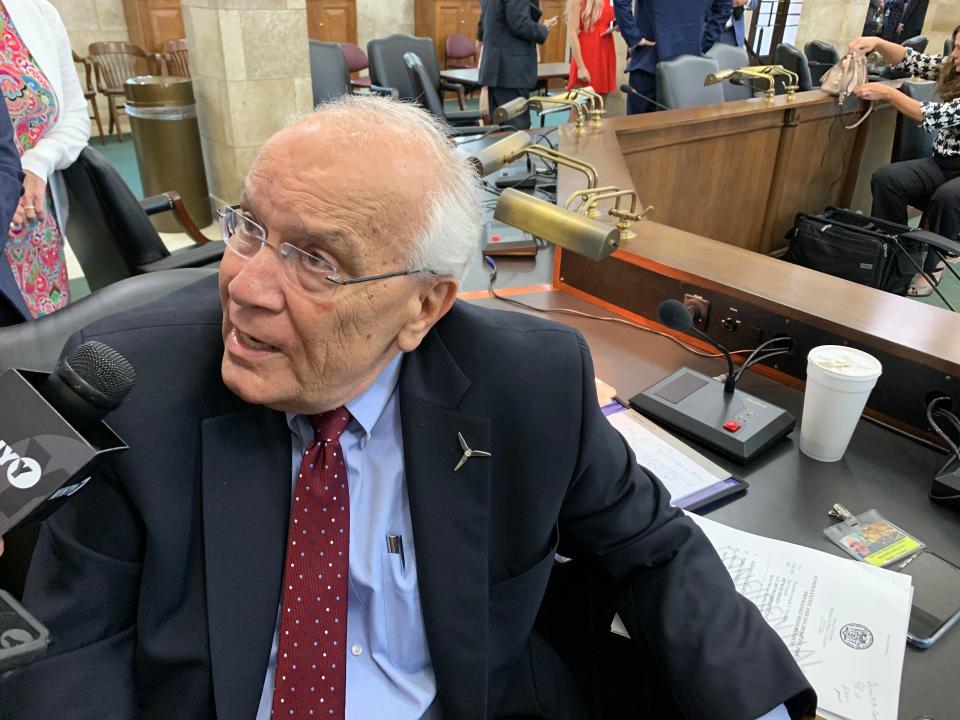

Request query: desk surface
[
  {"left": 440, "top": 62, "right": 569, "bottom": 87},
  {"left": 469, "top": 288, "right": 959, "bottom": 720}
]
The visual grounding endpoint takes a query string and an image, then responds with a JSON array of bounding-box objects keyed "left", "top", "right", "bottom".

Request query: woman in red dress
[{"left": 566, "top": 0, "right": 616, "bottom": 95}]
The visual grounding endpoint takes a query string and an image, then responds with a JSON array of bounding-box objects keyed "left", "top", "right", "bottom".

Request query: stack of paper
[{"left": 691, "top": 515, "right": 913, "bottom": 720}]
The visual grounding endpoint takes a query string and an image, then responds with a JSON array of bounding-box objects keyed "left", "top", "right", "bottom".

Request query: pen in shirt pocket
[{"left": 386, "top": 533, "right": 406, "bottom": 574}]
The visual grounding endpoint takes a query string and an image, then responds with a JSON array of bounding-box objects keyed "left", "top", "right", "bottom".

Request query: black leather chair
[
  {"left": 62, "top": 146, "right": 223, "bottom": 293},
  {"left": 902, "top": 35, "right": 929, "bottom": 54},
  {"left": 0, "top": 267, "right": 217, "bottom": 599},
  {"left": 656, "top": 55, "right": 724, "bottom": 109},
  {"left": 804, "top": 40, "right": 840, "bottom": 87},
  {"left": 308, "top": 40, "right": 352, "bottom": 103},
  {"left": 772, "top": 43, "right": 813, "bottom": 94},
  {"left": 403, "top": 52, "right": 488, "bottom": 135},
  {"left": 308, "top": 40, "right": 395, "bottom": 105},
  {"left": 703, "top": 43, "right": 752, "bottom": 101},
  {"left": 367, "top": 34, "right": 468, "bottom": 112},
  {"left": 892, "top": 80, "right": 940, "bottom": 163}
]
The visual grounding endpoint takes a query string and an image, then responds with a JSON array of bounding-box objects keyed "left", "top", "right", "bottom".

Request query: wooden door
[
  {"left": 463, "top": 0, "right": 482, "bottom": 47},
  {"left": 306, "top": 0, "right": 358, "bottom": 44},
  {"left": 435, "top": 1, "right": 464, "bottom": 66},
  {"left": 538, "top": 0, "right": 568, "bottom": 64},
  {"left": 122, "top": 0, "right": 185, "bottom": 53}
]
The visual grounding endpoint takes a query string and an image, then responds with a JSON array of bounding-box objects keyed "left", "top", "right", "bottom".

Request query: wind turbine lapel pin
[{"left": 454, "top": 431, "right": 491, "bottom": 472}]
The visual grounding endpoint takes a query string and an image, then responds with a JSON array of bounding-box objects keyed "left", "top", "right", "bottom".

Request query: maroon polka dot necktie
[{"left": 271, "top": 407, "right": 352, "bottom": 719}]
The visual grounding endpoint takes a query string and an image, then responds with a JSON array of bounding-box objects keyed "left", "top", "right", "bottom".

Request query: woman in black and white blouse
[{"left": 850, "top": 26, "right": 960, "bottom": 295}]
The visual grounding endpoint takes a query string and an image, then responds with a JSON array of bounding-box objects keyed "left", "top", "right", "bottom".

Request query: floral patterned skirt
[{"left": 4, "top": 188, "right": 69, "bottom": 317}]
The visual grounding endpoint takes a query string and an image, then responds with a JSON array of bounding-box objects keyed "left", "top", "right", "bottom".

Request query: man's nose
[{"left": 228, "top": 247, "right": 286, "bottom": 310}]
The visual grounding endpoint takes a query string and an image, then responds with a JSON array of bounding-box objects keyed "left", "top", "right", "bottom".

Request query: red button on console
[{"left": 722, "top": 420, "right": 741, "bottom": 433}]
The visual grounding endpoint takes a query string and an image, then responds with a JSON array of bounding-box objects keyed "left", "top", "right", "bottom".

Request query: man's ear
[{"left": 397, "top": 278, "right": 459, "bottom": 352}]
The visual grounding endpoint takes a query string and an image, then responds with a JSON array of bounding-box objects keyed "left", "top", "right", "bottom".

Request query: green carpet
[
  {"left": 914, "top": 262, "right": 960, "bottom": 312},
  {"left": 91, "top": 133, "right": 143, "bottom": 198}
]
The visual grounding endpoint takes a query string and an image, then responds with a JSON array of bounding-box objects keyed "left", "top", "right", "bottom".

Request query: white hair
[{"left": 307, "top": 95, "right": 483, "bottom": 284}]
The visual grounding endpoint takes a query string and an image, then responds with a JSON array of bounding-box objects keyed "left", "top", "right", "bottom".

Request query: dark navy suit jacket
[
  {"left": 0, "top": 276, "right": 816, "bottom": 719},
  {"left": 0, "top": 102, "right": 29, "bottom": 324},
  {"left": 614, "top": 0, "right": 732, "bottom": 74}
]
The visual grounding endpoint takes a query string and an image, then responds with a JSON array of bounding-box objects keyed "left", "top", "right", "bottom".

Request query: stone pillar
[
  {"left": 182, "top": 0, "right": 314, "bottom": 205},
  {"left": 356, "top": 0, "right": 414, "bottom": 54}
]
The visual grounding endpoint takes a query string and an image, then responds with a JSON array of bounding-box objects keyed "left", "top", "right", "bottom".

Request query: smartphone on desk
[{"left": 896, "top": 552, "right": 960, "bottom": 648}]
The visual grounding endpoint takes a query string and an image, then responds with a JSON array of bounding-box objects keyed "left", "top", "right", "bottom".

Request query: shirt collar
[{"left": 285, "top": 352, "right": 403, "bottom": 440}]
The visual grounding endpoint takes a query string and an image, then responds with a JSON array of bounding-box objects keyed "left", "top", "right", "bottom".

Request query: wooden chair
[
  {"left": 161, "top": 38, "right": 190, "bottom": 78},
  {"left": 71, "top": 50, "right": 105, "bottom": 145},
  {"left": 88, "top": 41, "right": 154, "bottom": 142}
]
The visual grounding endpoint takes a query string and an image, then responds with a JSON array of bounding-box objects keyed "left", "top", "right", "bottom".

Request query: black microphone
[
  {"left": 40, "top": 341, "right": 136, "bottom": 430},
  {"left": 619, "top": 83, "right": 671, "bottom": 111},
  {"left": 658, "top": 299, "right": 736, "bottom": 394},
  {"left": 0, "top": 341, "right": 135, "bottom": 533}
]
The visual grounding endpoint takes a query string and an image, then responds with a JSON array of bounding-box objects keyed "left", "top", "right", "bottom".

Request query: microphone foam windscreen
[
  {"left": 65, "top": 341, "right": 137, "bottom": 406},
  {"left": 657, "top": 299, "right": 694, "bottom": 332}
]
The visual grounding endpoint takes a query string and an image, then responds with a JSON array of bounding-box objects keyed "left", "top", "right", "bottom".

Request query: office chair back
[
  {"left": 62, "top": 147, "right": 176, "bottom": 292},
  {"left": 804, "top": 40, "right": 840, "bottom": 87},
  {"left": 404, "top": 52, "right": 446, "bottom": 119},
  {"left": 902, "top": 35, "right": 928, "bottom": 54},
  {"left": 772, "top": 43, "right": 813, "bottom": 94},
  {"left": 367, "top": 34, "right": 439, "bottom": 100},
  {"left": 339, "top": 42, "right": 369, "bottom": 74},
  {"left": 308, "top": 40, "right": 352, "bottom": 104},
  {"left": 445, "top": 33, "right": 477, "bottom": 69},
  {"left": 656, "top": 55, "right": 723, "bottom": 109},
  {"left": 892, "top": 80, "right": 940, "bottom": 163},
  {"left": 704, "top": 43, "right": 752, "bottom": 101},
  {"left": 945, "top": 37, "right": 955, "bottom": 56}
]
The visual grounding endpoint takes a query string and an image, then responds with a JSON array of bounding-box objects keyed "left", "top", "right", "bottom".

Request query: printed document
[{"left": 692, "top": 515, "right": 912, "bottom": 720}]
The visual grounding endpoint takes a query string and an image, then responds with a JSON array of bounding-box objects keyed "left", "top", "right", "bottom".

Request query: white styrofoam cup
[{"left": 799, "top": 345, "right": 882, "bottom": 462}]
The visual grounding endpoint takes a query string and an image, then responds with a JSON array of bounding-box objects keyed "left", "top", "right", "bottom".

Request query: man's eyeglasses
[{"left": 217, "top": 205, "right": 437, "bottom": 298}]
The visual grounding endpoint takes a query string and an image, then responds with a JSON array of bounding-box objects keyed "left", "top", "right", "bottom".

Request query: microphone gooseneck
[{"left": 657, "top": 300, "right": 736, "bottom": 394}]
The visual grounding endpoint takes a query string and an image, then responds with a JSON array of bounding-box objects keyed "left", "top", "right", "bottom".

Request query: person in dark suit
[
  {"left": 0, "top": 96, "right": 816, "bottom": 720},
  {"left": 0, "top": 102, "right": 29, "bottom": 327},
  {"left": 717, "top": 0, "right": 758, "bottom": 48},
  {"left": 479, "top": 0, "right": 559, "bottom": 129},
  {"left": 614, "top": 0, "right": 733, "bottom": 114},
  {"left": 899, "top": 0, "right": 929, "bottom": 41}
]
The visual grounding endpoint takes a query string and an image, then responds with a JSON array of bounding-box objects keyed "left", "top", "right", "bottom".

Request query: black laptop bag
[{"left": 784, "top": 207, "right": 925, "bottom": 295}]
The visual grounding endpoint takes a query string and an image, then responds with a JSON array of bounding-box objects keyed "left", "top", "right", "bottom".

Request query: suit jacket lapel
[
  {"left": 400, "top": 327, "right": 491, "bottom": 720},
  {"left": 202, "top": 404, "right": 291, "bottom": 720}
]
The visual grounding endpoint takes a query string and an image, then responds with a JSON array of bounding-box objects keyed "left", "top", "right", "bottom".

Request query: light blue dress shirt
[
  {"left": 252, "top": 354, "right": 795, "bottom": 720},
  {"left": 256, "top": 352, "right": 440, "bottom": 719}
]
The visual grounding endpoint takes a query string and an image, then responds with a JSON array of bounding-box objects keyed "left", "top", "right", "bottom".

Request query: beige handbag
[{"left": 820, "top": 52, "right": 873, "bottom": 129}]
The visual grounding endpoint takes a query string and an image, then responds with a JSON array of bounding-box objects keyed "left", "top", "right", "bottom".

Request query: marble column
[{"left": 181, "top": 0, "right": 313, "bottom": 205}]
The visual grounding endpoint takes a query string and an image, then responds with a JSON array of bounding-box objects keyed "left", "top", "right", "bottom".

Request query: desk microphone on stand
[{"left": 628, "top": 299, "right": 795, "bottom": 463}]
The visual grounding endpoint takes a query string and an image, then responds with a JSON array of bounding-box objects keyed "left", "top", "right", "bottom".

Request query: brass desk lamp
[{"left": 704, "top": 65, "right": 801, "bottom": 100}]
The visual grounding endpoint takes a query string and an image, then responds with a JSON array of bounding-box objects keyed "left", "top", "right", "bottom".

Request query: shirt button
[{"left": 351, "top": 644, "right": 363, "bottom": 656}]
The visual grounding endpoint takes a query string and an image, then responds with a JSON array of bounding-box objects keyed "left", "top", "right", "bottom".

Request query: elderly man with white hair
[{"left": 0, "top": 96, "right": 815, "bottom": 720}]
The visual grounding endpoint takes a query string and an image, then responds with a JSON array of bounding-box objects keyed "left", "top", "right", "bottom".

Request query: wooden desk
[
  {"left": 546, "top": 100, "right": 960, "bottom": 438},
  {"left": 471, "top": 289, "right": 959, "bottom": 720},
  {"left": 575, "top": 90, "right": 896, "bottom": 254},
  {"left": 440, "top": 62, "right": 569, "bottom": 88}
]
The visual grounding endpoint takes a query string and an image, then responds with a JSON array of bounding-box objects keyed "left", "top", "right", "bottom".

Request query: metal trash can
[{"left": 124, "top": 75, "right": 211, "bottom": 233}]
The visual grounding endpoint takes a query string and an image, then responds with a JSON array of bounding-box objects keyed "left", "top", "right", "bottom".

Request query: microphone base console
[{"left": 629, "top": 367, "right": 795, "bottom": 464}]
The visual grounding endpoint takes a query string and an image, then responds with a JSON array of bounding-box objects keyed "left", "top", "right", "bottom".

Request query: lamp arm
[{"left": 512, "top": 145, "right": 599, "bottom": 188}]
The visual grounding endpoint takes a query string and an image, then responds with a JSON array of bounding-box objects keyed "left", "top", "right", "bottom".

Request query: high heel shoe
[{"left": 907, "top": 263, "right": 945, "bottom": 297}]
